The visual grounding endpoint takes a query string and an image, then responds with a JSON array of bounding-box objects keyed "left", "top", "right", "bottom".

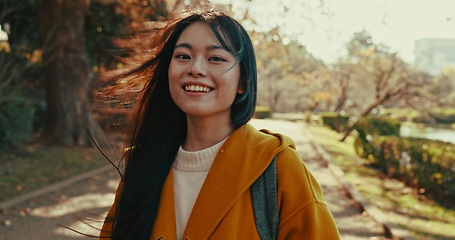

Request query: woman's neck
[{"left": 183, "top": 117, "right": 235, "bottom": 151}]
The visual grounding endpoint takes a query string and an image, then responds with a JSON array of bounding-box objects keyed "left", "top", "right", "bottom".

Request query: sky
[
  {"left": 2, "top": 0, "right": 454, "bottom": 64},
  {"left": 212, "top": 0, "right": 455, "bottom": 63}
]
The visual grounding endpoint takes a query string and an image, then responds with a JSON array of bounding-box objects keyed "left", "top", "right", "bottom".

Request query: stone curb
[
  {"left": 309, "top": 138, "right": 411, "bottom": 240},
  {"left": 0, "top": 165, "right": 113, "bottom": 210}
]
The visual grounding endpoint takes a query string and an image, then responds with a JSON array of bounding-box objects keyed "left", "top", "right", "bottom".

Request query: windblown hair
[{"left": 104, "top": 10, "right": 257, "bottom": 240}]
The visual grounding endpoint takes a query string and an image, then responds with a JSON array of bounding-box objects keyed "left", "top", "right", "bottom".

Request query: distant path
[{"left": 0, "top": 119, "right": 386, "bottom": 239}]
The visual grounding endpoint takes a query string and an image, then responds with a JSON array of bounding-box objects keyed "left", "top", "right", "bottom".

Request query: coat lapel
[
  {"left": 151, "top": 168, "right": 177, "bottom": 240},
  {"left": 182, "top": 124, "right": 282, "bottom": 239}
]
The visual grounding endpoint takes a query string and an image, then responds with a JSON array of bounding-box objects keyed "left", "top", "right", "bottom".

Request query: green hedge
[
  {"left": 353, "top": 115, "right": 455, "bottom": 204},
  {"left": 410, "top": 108, "right": 455, "bottom": 124},
  {"left": 353, "top": 116, "right": 400, "bottom": 159},
  {"left": 430, "top": 112, "right": 455, "bottom": 124},
  {"left": 0, "top": 94, "right": 36, "bottom": 150},
  {"left": 0, "top": 113, "right": 9, "bottom": 149},
  {"left": 254, "top": 106, "right": 272, "bottom": 119},
  {"left": 369, "top": 136, "right": 455, "bottom": 203},
  {"left": 319, "top": 112, "right": 349, "bottom": 132}
]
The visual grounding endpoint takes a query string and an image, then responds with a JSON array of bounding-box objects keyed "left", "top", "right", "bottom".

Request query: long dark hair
[{"left": 106, "top": 10, "right": 257, "bottom": 239}]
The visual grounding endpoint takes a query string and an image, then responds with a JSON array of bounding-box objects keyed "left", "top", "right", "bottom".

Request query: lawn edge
[{"left": 0, "top": 165, "right": 113, "bottom": 210}]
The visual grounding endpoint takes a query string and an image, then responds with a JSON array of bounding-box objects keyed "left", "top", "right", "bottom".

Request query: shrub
[
  {"left": 32, "top": 101, "right": 46, "bottom": 132},
  {"left": 319, "top": 112, "right": 349, "bottom": 132},
  {"left": 0, "top": 113, "right": 9, "bottom": 150},
  {"left": 412, "top": 115, "right": 435, "bottom": 124},
  {"left": 354, "top": 115, "right": 455, "bottom": 204},
  {"left": 353, "top": 115, "right": 400, "bottom": 159},
  {"left": 369, "top": 136, "right": 455, "bottom": 204},
  {"left": 354, "top": 115, "right": 401, "bottom": 138},
  {"left": 430, "top": 112, "right": 455, "bottom": 124},
  {"left": 409, "top": 108, "right": 455, "bottom": 124},
  {"left": 254, "top": 106, "right": 272, "bottom": 119},
  {"left": 0, "top": 93, "right": 35, "bottom": 148}
]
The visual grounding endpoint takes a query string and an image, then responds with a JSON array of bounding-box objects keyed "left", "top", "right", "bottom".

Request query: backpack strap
[{"left": 251, "top": 155, "right": 279, "bottom": 240}]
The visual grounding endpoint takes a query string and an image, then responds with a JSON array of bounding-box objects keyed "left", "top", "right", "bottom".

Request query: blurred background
[{"left": 0, "top": 0, "right": 454, "bottom": 239}]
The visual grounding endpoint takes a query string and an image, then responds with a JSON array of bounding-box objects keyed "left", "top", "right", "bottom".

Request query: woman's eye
[
  {"left": 209, "top": 56, "right": 225, "bottom": 62},
  {"left": 175, "top": 54, "right": 190, "bottom": 60}
]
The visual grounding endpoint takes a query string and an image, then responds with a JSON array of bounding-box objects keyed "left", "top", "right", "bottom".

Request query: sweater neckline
[{"left": 173, "top": 138, "right": 228, "bottom": 172}]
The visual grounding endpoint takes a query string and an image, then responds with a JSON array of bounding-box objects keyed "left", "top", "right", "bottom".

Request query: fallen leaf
[
  {"left": 3, "top": 219, "right": 12, "bottom": 226},
  {"left": 83, "top": 154, "right": 93, "bottom": 161}
]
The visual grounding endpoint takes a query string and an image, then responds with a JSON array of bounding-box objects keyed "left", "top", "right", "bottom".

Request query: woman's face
[{"left": 168, "top": 21, "right": 242, "bottom": 124}]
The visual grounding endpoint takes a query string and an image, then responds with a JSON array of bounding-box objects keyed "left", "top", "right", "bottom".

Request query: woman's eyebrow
[
  {"left": 174, "top": 43, "right": 229, "bottom": 52},
  {"left": 174, "top": 43, "right": 192, "bottom": 50},
  {"left": 207, "top": 45, "right": 228, "bottom": 51}
]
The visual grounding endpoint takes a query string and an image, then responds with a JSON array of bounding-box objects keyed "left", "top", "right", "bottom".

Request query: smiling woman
[
  {"left": 168, "top": 21, "right": 242, "bottom": 142},
  {"left": 99, "top": 9, "right": 339, "bottom": 240}
]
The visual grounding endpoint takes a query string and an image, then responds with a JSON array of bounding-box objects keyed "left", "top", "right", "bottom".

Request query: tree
[
  {"left": 0, "top": 0, "right": 42, "bottom": 89},
  {"left": 431, "top": 67, "right": 455, "bottom": 108},
  {"left": 1, "top": 0, "right": 179, "bottom": 146},
  {"left": 36, "top": 0, "right": 100, "bottom": 146},
  {"left": 336, "top": 31, "right": 430, "bottom": 141},
  {"left": 250, "top": 27, "right": 331, "bottom": 113},
  {"left": 331, "top": 61, "right": 353, "bottom": 113}
]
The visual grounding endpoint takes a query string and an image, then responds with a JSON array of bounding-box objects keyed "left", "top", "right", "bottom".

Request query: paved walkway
[{"left": 0, "top": 119, "right": 388, "bottom": 240}]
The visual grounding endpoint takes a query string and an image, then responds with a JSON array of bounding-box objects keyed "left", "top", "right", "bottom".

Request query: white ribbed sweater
[{"left": 172, "top": 138, "right": 227, "bottom": 239}]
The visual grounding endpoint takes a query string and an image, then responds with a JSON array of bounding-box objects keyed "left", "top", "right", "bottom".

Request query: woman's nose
[{"left": 188, "top": 57, "right": 207, "bottom": 77}]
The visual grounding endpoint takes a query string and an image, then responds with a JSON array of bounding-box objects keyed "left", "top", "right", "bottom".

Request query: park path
[
  {"left": 0, "top": 119, "right": 387, "bottom": 240},
  {"left": 250, "top": 119, "right": 387, "bottom": 240}
]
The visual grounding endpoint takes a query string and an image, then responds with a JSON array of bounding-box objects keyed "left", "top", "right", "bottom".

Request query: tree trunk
[
  {"left": 334, "top": 76, "right": 349, "bottom": 113},
  {"left": 37, "top": 0, "right": 100, "bottom": 146}
]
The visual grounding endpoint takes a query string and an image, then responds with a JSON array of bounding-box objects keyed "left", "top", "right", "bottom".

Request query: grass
[
  {"left": 307, "top": 124, "right": 455, "bottom": 240},
  {"left": 0, "top": 143, "right": 112, "bottom": 202}
]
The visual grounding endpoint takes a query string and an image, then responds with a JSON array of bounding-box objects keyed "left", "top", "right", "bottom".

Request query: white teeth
[{"left": 185, "top": 85, "right": 211, "bottom": 92}]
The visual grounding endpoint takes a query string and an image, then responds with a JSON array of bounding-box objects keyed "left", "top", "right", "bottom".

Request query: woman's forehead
[
  {"left": 175, "top": 22, "right": 231, "bottom": 50},
  {"left": 178, "top": 22, "right": 216, "bottom": 41}
]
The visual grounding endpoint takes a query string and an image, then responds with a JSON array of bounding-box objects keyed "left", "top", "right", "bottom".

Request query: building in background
[{"left": 414, "top": 38, "right": 455, "bottom": 76}]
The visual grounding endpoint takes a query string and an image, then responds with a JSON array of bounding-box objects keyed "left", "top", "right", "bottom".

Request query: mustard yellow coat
[{"left": 100, "top": 123, "right": 340, "bottom": 239}]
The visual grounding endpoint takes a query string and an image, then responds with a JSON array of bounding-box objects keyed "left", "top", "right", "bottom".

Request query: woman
[{"left": 100, "top": 9, "right": 340, "bottom": 240}]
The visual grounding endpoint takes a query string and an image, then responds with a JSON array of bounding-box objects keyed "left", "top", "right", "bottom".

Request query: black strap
[{"left": 251, "top": 155, "right": 279, "bottom": 240}]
